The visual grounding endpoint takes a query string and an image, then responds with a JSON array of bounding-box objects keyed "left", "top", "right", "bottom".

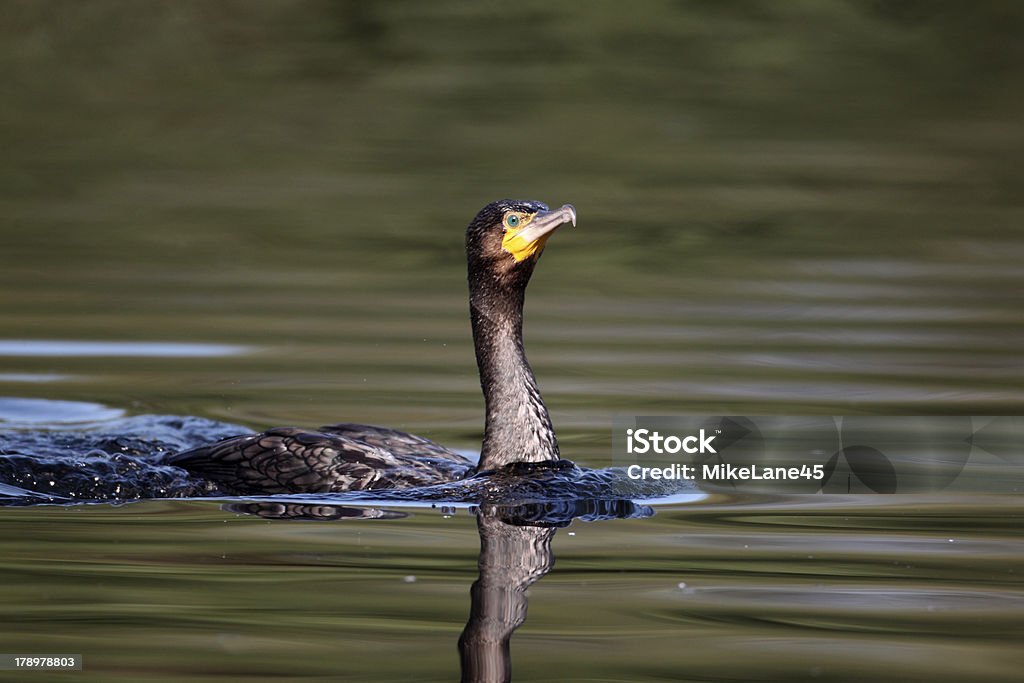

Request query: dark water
[{"left": 2, "top": 2, "right": 1023, "bottom": 681}]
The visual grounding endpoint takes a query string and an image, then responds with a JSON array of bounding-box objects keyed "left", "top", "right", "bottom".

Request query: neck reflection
[
  {"left": 459, "top": 506, "right": 556, "bottom": 683},
  {"left": 219, "top": 498, "right": 652, "bottom": 682},
  {"left": 458, "top": 500, "right": 652, "bottom": 683}
]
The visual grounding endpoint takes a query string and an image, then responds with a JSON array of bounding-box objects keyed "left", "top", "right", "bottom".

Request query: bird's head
[{"left": 465, "top": 199, "right": 577, "bottom": 290}]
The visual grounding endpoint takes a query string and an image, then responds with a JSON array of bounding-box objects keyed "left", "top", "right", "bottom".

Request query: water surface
[{"left": 1, "top": 3, "right": 1023, "bottom": 681}]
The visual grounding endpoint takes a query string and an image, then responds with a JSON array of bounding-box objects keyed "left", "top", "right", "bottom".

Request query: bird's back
[{"left": 166, "top": 424, "right": 473, "bottom": 495}]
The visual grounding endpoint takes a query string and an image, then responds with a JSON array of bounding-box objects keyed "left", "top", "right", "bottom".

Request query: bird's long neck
[{"left": 469, "top": 278, "right": 559, "bottom": 470}]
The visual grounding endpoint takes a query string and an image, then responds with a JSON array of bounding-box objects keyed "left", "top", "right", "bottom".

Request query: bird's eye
[{"left": 504, "top": 214, "right": 520, "bottom": 229}]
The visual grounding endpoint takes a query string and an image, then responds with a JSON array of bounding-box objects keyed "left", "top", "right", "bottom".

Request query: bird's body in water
[{"left": 168, "top": 200, "right": 577, "bottom": 494}]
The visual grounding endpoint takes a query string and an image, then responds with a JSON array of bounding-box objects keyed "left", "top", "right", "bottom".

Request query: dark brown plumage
[
  {"left": 168, "top": 424, "right": 471, "bottom": 495},
  {"left": 168, "top": 199, "right": 576, "bottom": 494}
]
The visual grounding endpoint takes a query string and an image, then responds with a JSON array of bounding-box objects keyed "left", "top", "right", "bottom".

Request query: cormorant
[{"left": 168, "top": 200, "right": 577, "bottom": 494}]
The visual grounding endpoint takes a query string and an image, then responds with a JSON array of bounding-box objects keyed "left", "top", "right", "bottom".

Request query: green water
[{"left": 1, "top": 2, "right": 1023, "bottom": 681}]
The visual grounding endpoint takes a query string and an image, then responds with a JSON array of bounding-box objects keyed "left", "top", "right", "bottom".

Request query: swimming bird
[{"left": 167, "top": 200, "right": 577, "bottom": 494}]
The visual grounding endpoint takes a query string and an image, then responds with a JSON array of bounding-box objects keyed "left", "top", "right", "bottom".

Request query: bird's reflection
[
  {"left": 222, "top": 501, "right": 409, "bottom": 520},
  {"left": 460, "top": 500, "right": 650, "bottom": 682},
  {"left": 222, "top": 498, "right": 651, "bottom": 682},
  {"left": 458, "top": 506, "right": 556, "bottom": 683}
]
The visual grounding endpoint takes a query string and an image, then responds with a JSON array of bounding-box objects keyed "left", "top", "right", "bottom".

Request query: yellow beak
[{"left": 502, "top": 204, "right": 577, "bottom": 262}]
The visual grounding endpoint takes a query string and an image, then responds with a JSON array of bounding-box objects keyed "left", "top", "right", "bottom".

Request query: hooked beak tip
[{"left": 561, "top": 204, "right": 577, "bottom": 227}]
